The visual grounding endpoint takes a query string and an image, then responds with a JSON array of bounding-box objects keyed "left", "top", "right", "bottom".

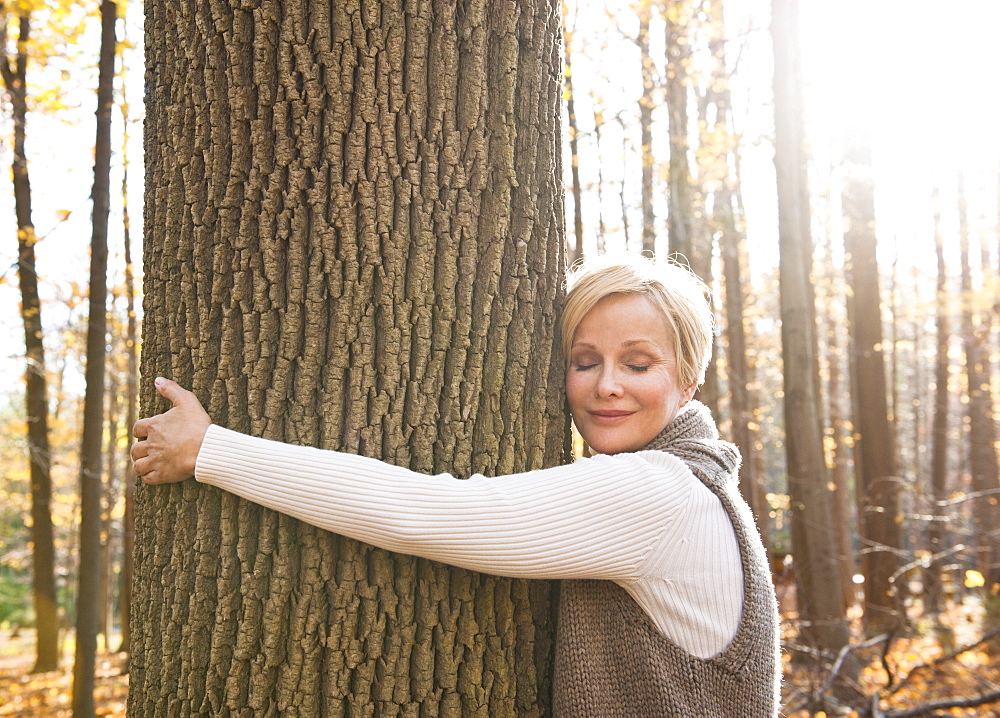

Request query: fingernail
[{"left": 155, "top": 377, "right": 165, "bottom": 387}]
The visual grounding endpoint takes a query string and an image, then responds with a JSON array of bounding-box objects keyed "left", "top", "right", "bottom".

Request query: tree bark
[
  {"left": 132, "top": 2, "right": 567, "bottom": 715},
  {"left": 0, "top": 7, "right": 60, "bottom": 675},
  {"left": 72, "top": 2, "right": 117, "bottom": 715},
  {"left": 771, "top": 0, "right": 850, "bottom": 657}
]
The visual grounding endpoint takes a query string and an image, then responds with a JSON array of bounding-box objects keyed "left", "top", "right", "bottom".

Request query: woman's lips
[{"left": 589, "top": 410, "right": 635, "bottom": 424}]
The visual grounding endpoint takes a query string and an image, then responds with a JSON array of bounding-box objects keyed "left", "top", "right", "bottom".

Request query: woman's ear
[{"left": 682, "top": 381, "right": 698, "bottom": 405}]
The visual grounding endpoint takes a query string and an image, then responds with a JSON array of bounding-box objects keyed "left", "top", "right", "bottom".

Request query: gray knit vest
[{"left": 552, "top": 402, "right": 781, "bottom": 717}]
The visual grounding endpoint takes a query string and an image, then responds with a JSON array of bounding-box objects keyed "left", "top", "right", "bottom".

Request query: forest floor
[
  {"left": 0, "top": 632, "right": 127, "bottom": 717},
  {"left": 0, "top": 602, "right": 997, "bottom": 717}
]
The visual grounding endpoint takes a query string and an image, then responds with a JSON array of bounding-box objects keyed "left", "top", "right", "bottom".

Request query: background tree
[
  {"left": 664, "top": 0, "right": 693, "bottom": 259},
  {"left": 72, "top": 2, "right": 116, "bottom": 715},
  {"left": 563, "top": 0, "right": 585, "bottom": 263},
  {"left": 842, "top": 119, "right": 902, "bottom": 635},
  {"left": 958, "top": 169, "right": 1000, "bottom": 591},
  {"left": 924, "top": 189, "right": 950, "bottom": 618},
  {"left": 771, "top": 0, "right": 850, "bottom": 667},
  {"left": 130, "top": 2, "right": 567, "bottom": 714},
  {"left": 0, "top": 3, "right": 59, "bottom": 674}
]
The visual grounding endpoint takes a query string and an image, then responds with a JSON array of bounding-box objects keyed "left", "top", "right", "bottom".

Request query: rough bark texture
[
  {"left": 132, "top": 2, "right": 567, "bottom": 715},
  {"left": 72, "top": 3, "right": 117, "bottom": 715},
  {"left": 1, "top": 8, "right": 60, "bottom": 675},
  {"left": 842, "top": 125, "right": 902, "bottom": 635},
  {"left": 771, "top": 0, "right": 849, "bottom": 656}
]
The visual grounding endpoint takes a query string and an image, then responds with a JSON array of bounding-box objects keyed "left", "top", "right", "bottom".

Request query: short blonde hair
[{"left": 561, "top": 252, "right": 714, "bottom": 389}]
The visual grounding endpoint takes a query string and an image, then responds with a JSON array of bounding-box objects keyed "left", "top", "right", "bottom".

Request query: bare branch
[{"left": 884, "top": 688, "right": 1000, "bottom": 718}]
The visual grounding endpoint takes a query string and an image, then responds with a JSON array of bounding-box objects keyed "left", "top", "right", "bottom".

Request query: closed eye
[
  {"left": 573, "top": 363, "right": 598, "bottom": 371},
  {"left": 627, "top": 365, "right": 650, "bottom": 372}
]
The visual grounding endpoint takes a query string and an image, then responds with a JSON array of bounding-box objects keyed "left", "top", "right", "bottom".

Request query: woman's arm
[{"left": 132, "top": 379, "right": 698, "bottom": 582}]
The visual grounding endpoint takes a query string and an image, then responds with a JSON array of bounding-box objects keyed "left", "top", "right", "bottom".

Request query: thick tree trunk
[
  {"left": 842, "top": 124, "right": 902, "bottom": 635},
  {"left": 1, "top": 9, "right": 60, "bottom": 675},
  {"left": 72, "top": 3, "right": 117, "bottom": 715},
  {"left": 771, "top": 0, "right": 850, "bottom": 659},
  {"left": 132, "top": 2, "right": 567, "bottom": 715}
]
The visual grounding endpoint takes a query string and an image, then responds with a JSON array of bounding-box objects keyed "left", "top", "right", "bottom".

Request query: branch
[
  {"left": 884, "top": 688, "right": 1000, "bottom": 718},
  {"left": 887, "top": 627, "right": 1000, "bottom": 697}
]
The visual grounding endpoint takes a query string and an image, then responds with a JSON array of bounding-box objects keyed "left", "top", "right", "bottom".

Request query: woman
[{"left": 132, "top": 252, "right": 780, "bottom": 716}]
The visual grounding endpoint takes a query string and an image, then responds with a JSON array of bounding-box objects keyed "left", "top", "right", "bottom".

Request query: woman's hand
[{"left": 130, "top": 377, "right": 212, "bottom": 485}]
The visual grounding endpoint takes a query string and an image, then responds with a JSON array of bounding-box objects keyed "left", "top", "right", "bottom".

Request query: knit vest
[{"left": 552, "top": 402, "right": 781, "bottom": 717}]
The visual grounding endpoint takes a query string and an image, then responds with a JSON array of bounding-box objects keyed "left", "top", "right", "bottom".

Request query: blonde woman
[{"left": 132, "top": 252, "right": 780, "bottom": 716}]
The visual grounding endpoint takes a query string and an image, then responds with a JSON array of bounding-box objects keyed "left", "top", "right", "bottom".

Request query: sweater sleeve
[{"left": 195, "top": 424, "right": 697, "bottom": 581}]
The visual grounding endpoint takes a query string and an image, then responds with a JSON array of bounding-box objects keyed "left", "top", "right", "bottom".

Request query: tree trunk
[
  {"left": 842, "top": 121, "right": 902, "bottom": 635},
  {"left": 72, "top": 3, "right": 116, "bottom": 716},
  {"left": 705, "top": 0, "right": 766, "bottom": 548},
  {"left": 1, "top": 8, "right": 60, "bottom": 675},
  {"left": 771, "top": 0, "right": 850, "bottom": 659},
  {"left": 638, "top": 0, "right": 656, "bottom": 254},
  {"left": 131, "top": 2, "right": 567, "bottom": 715},
  {"left": 118, "top": 74, "right": 137, "bottom": 656},
  {"left": 590, "top": 93, "right": 606, "bottom": 253},
  {"left": 958, "top": 170, "right": 1000, "bottom": 591},
  {"left": 664, "top": 0, "right": 692, "bottom": 261},
  {"left": 563, "top": 4, "right": 584, "bottom": 264}
]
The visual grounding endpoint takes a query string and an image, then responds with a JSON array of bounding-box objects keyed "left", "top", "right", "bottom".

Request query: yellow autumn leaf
[{"left": 964, "top": 569, "right": 985, "bottom": 588}]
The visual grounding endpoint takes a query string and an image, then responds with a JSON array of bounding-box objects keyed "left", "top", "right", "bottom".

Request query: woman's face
[{"left": 566, "top": 293, "right": 696, "bottom": 455}]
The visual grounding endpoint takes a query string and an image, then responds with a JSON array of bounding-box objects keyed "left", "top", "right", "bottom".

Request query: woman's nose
[{"left": 596, "top": 366, "right": 624, "bottom": 397}]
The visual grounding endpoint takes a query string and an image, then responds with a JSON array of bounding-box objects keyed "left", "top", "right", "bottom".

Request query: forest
[{"left": 1, "top": 0, "right": 998, "bottom": 716}]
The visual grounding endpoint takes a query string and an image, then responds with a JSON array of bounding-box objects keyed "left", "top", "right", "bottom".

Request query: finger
[
  {"left": 133, "top": 417, "right": 151, "bottom": 439},
  {"left": 133, "top": 456, "right": 152, "bottom": 477},
  {"left": 155, "top": 377, "right": 195, "bottom": 407},
  {"left": 141, "top": 470, "right": 159, "bottom": 485},
  {"left": 130, "top": 441, "right": 149, "bottom": 461}
]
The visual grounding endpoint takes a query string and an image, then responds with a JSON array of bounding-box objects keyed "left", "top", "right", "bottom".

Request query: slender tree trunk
[
  {"left": 664, "top": 0, "right": 692, "bottom": 260},
  {"left": 562, "top": 2, "right": 584, "bottom": 264},
  {"left": 638, "top": 0, "right": 656, "bottom": 254},
  {"left": 72, "top": 2, "right": 116, "bottom": 715},
  {"left": 958, "top": 171, "right": 1000, "bottom": 591},
  {"left": 132, "top": 2, "right": 566, "bottom": 714},
  {"left": 842, "top": 120, "right": 902, "bottom": 635},
  {"left": 923, "top": 193, "right": 951, "bottom": 617},
  {"left": 1, "top": 8, "right": 60, "bottom": 674},
  {"left": 118, "top": 69, "right": 137, "bottom": 657},
  {"left": 617, "top": 115, "right": 632, "bottom": 249},
  {"left": 100, "top": 344, "right": 122, "bottom": 644},
  {"left": 771, "top": 0, "right": 850, "bottom": 661},
  {"left": 818, "top": 229, "right": 856, "bottom": 611},
  {"left": 590, "top": 93, "right": 606, "bottom": 253}
]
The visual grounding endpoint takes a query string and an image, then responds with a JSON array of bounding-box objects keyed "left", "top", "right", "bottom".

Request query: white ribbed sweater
[{"left": 195, "top": 424, "right": 744, "bottom": 658}]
